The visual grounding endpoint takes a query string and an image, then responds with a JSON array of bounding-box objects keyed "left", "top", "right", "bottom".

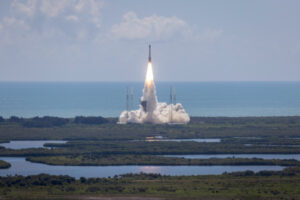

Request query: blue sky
[{"left": 0, "top": 0, "right": 299, "bottom": 81}]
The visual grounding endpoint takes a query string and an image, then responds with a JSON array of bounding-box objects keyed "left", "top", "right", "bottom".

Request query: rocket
[
  {"left": 148, "top": 45, "right": 151, "bottom": 62},
  {"left": 141, "top": 44, "right": 152, "bottom": 112}
]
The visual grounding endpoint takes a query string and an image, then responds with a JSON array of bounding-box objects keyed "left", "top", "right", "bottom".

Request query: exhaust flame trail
[
  {"left": 146, "top": 62, "right": 154, "bottom": 85},
  {"left": 118, "top": 45, "right": 190, "bottom": 124}
]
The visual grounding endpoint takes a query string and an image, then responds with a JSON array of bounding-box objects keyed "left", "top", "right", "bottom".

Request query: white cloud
[
  {"left": 65, "top": 15, "right": 78, "bottom": 22},
  {"left": 109, "top": 12, "right": 223, "bottom": 43},
  {"left": 0, "top": 0, "right": 105, "bottom": 45},
  {"left": 40, "top": 0, "right": 73, "bottom": 18},
  {"left": 3, "top": 17, "right": 30, "bottom": 30},
  {"left": 38, "top": 0, "right": 103, "bottom": 27},
  {"left": 74, "top": 0, "right": 85, "bottom": 12},
  {"left": 73, "top": 0, "right": 104, "bottom": 28},
  {"left": 12, "top": 0, "right": 37, "bottom": 17},
  {"left": 110, "top": 12, "right": 189, "bottom": 41},
  {"left": 10, "top": 0, "right": 103, "bottom": 28},
  {"left": 3, "top": 17, "right": 16, "bottom": 25},
  {"left": 88, "top": 0, "right": 103, "bottom": 28}
]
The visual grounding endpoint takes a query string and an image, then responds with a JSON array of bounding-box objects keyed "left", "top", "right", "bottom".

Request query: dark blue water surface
[
  {"left": 0, "top": 82, "right": 299, "bottom": 117},
  {"left": 0, "top": 157, "right": 285, "bottom": 178},
  {"left": 0, "top": 140, "right": 67, "bottom": 149}
]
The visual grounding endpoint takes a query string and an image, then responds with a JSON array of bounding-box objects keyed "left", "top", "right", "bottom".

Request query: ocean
[{"left": 0, "top": 82, "right": 299, "bottom": 118}]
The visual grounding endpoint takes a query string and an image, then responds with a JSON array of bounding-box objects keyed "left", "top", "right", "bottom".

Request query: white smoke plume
[{"left": 119, "top": 62, "right": 190, "bottom": 124}]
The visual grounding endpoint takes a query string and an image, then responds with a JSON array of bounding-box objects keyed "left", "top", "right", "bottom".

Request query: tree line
[{"left": 0, "top": 116, "right": 109, "bottom": 127}]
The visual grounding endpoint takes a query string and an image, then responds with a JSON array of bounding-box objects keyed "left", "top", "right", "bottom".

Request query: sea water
[{"left": 0, "top": 82, "right": 299, "bottom": 118}]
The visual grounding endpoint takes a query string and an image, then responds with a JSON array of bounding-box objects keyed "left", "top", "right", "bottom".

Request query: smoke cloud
[{"left": 119, "top": 62, "right": 190, "bottom": 124}]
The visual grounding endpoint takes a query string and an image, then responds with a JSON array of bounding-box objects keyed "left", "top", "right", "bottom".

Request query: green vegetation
[
  {"left": 2, "top": 140, "right": 300, "bottom": 158},
  {"left": 0, "top": 160, "right": 11, "bottom": 169},
  {"left": 0, "top": 116, "right": 300, "bottom": 166},
  {"left": 74, "top": 116, "right": 108, "bottom": 125},
  {"left": 22, "top": 116, "right": 69, "bottom": 128},
  {"left": 26, "top": 154, "right": 300, "bottom": 166},
  {"left": 0, "top": 116, "right": 300, "bottom": 140},
  {"left": 1, "top": 116, "right": 300, "bottom": 199},
  {"left": 2, "top": 116, "right": 111, "bottom": 128},
  {"left": 1, "top": 167, "right": 300, "bottom": 199},
  {"left": 44, "top": 140, "right": 300, "bottom": 154},
  {"left": 0, "top": 116, "right": 4, "bottom": 123}
]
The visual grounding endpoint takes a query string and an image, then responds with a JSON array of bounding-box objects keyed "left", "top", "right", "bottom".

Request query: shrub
[
  {"left": 74, "top": 116, "right": 108, "bottom": 125},
  {"left": 22, "top": 116, "right": 69, "bottom": 128}
]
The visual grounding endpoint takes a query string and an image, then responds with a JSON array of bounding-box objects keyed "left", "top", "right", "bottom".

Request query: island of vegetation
[
  {"left": 26, "top": 155, "right": 300, "bottom": 166},
  {"left": 0, "top": 160, "right": 10, "bottom": 169}
]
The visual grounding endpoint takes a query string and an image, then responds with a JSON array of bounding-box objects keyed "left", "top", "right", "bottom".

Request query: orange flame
[{"left": 146, "top": 62, "right": 154, "bottom": 85}]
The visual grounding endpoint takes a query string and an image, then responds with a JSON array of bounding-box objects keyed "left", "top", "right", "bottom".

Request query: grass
[{"left": 1, "top": 168, "right": 300, "bottom": 199}]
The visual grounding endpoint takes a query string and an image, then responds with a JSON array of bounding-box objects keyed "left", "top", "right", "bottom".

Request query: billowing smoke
[{"left": 119, "top": 62, "right": 190, "bottom": 124}]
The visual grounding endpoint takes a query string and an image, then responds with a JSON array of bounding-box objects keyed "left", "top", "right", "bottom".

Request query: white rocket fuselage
[
  {"left": 148, "top": 45, "right": 151, "bottom": 62},
  {"left": 141, "top": 45, "right": 157, "bottom": 120}
]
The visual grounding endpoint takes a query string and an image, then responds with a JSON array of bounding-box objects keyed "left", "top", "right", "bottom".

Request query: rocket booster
[{"left": 148, "top": 45, "right": 151, "bottom": 62}]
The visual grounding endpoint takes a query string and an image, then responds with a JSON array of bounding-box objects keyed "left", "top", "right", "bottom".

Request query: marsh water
[
  {"left": 0, "top": 141, "right": 298, "bottom": 178},
  {"left": 0, "top": 157, "right": 285, "bottom": 179},
  {"left": 0, "top": 139, "right": 219, "bottom": 150},
  {"left": 0, "top": 140, "right": 67, "bottom": 149}
]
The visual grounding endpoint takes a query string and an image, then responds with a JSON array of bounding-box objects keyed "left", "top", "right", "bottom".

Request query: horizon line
[{"left": 0, "top": 81, "right": 300, "bottom": 83}]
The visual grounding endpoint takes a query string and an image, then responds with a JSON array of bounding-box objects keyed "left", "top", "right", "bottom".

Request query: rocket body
[
  {"left": 141, "top": 45, "right": 157, "bottom": 121},
  {"left": 148, "top": 45, "right": 151, "bottom": 62}
]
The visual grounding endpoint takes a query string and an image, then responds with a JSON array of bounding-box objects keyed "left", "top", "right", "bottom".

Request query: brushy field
[{"left": 1, "top": 167, "right": 300, "bottom": 200}]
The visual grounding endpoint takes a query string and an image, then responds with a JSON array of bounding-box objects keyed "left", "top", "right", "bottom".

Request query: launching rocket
[
  {"left": 118, "top": 44, "right": 190, "bottom": 124},
  {"left": 148, "top": 45, "right": 151, "bottom": 62},
  {"left": 141, "top": 44, "right": 153, "bottom": 113}
]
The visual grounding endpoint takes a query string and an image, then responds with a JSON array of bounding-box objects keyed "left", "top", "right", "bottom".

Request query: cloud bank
[{"left": 110, "top": 12, "right": 190, "bottom": 41}]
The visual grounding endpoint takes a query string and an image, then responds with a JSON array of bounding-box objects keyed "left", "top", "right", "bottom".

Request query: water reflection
[
  {"left": 138, "top": 166, "right": 161, "bottom": 173},
  {"left": 0, "top": 157, "right": 285, "bottom": 179}
]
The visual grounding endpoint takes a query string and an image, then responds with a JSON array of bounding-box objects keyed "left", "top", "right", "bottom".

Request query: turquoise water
[{"left": 0, "top": 82, "right": 299, "bottom": 117}]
